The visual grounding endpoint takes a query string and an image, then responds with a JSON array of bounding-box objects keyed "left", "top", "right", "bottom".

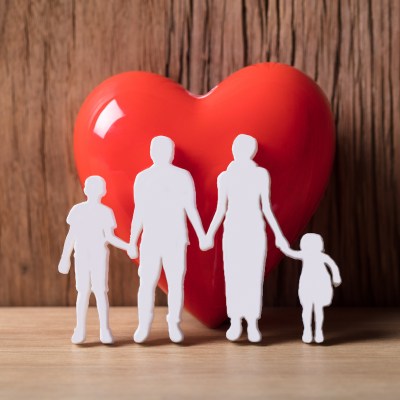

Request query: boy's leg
[
  {"left": 301, "top": 301, "right": 313, "bottom": 343},
  {"left": 72, "top": 260, "right": 91, "bottom": 344},
  {"left": 91, "top": 251, "right": 113, "bottom": 344},
  {"left": 134, "top": 241, "right": 162, "bottom": 343},
  {"left": 94, "top": 291, "right": 113, "bottom": 344},
  {"left": 314, "top": 304, "right": 325, "bottom": 343},
  {"left": 163, "top": 244, "right": 187, "bottom": 343}
]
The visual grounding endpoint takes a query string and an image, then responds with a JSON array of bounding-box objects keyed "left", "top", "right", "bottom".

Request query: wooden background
[{"left": 0, "top": 0, "right": 398, "bottom": 308}]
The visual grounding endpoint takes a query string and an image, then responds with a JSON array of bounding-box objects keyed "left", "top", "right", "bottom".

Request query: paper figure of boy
[
  {"left": 128, "top": 136, "right": 206, "bottom": 343},
  {"left": 58, "top": 175, "right": 129, "bottom": 344},
  {"left": 281, "top": 233, "right": 342, "bottom": 343},
  {"left": 203, "top": 134, "right": 289, "bottom": 343}
]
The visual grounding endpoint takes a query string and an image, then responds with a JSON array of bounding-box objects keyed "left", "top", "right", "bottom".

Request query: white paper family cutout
[{"left": 58, "top": 135, "right": 341, "bottom": 345}]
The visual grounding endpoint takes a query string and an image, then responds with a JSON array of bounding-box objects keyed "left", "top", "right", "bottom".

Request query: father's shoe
[
  {"left": 168, "top": 322, "right": 184, "bottom": 343},
  {"left": 71, "top": 327, "right": 86, "bottom": 344},
  {"left": 100, "top": 328, "right": 114, "bottom": 344},
  {"left": 133, "top": 324, "right": 151, "bottom": 343},
  {"left": 226, "top": 318, "right": 242, "bottom": 341}
]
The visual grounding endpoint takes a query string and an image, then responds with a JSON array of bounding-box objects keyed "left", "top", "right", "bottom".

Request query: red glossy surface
[{"left": 74, "top": 63, "right": 335, "bottom": 327}]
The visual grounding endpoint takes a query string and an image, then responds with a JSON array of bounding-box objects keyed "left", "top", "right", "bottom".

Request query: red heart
[{"left": 74, "top": 63, "right": 334, "bottom": 327}]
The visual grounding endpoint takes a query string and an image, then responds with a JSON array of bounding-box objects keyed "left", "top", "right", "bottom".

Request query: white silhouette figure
[
  {"left": 281, "top": 233, "right": 342, "bottom": 344},
  {"left": 58, "top": 176, "right": 129, "bottom": 344},
  {"left": 128, "top": 136, "right": 206, "bottom": 343},
  {"left": 204, "top": 134, "right": 289, "bottom": 343}
]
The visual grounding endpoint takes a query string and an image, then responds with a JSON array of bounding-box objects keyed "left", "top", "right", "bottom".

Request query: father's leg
[
  {"left": 134, "top": 241, "right": 162, "bottom": 343},
  {"left": 163, "top": 243, "right": 187, "bottom": 343}
]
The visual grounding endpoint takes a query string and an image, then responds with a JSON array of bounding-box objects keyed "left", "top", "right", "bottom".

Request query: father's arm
[
  {"left": 260, "top": 169, "right": 289, "bottom": 250},
  {"left": 183, "top": 172, "right": 206, "bottom": 244},
  {"left": 128, "top": 175, "right": 144, "bottom": 258}
]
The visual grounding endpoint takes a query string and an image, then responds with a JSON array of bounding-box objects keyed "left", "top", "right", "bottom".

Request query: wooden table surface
[{"left": 0, "top": 307, "right": 399, "bottom": 399}]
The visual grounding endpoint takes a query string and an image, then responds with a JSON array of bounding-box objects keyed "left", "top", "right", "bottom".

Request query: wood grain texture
[
  {"left": 0, "top": 0, "right": 398, "bottom": 307},
  {"left": 0, "top": 307, "right": 400, "bottom": 399}
]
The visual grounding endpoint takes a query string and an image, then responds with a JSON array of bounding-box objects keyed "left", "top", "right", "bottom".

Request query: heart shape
[{"left": 74, "top": 63, "right": 334, "bottom": 327}]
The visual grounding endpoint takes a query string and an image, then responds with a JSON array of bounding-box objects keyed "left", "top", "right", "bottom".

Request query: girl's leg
[
  {"left": 301, "top": 302, "right": 313, "bottom": 343},
  {"left": 314, "top": 304, "right": 325, "bottom": 343}
]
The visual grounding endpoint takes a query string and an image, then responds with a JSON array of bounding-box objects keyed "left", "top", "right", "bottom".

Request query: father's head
[{"left": 150, "top": 136, "right": 175, "bottom": 165}]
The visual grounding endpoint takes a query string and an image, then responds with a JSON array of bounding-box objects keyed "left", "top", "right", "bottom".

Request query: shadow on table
[
  {"left": 239, "top": 308, "right": 400, "bottom": 347},
  {"left": 76, "top": 308, "right": 400, "bottom": 348}
]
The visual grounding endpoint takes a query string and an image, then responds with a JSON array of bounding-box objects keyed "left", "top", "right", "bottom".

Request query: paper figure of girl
[
  {"left": 58, "top": 176, "right": 129, "bottom": 344},
  {"left": 281, "top": 233, "right": 341, "bottom": 343},
  {"left": 204, "top": 134, "right": 289, "bottom": 342}
]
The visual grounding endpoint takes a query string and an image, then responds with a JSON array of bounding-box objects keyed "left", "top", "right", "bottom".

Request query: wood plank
[
  {"left": 0, "top": 307, "right": 399, "bottom": 399},
  {"left": 0, "top": 0, "right": 398, "bottom": 306}
]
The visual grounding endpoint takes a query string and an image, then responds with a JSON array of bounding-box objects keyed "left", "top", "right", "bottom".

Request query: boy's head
[
  {"left": 84, "top": 176, "right": 106, "bottom": 200},
  {"left": 232, "top": 134, "right": 258, "bottom": 161},
  {"left": 150, "top": 136, "right": 174, "bottom": 164},
  {"left": 300, "top": 233, "right": 324, "bottom": 252}
]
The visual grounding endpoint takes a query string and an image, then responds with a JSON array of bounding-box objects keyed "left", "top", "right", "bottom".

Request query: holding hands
[
  {"left": 127, "top": 242, "right": 138, "bottom": 259},
  {"left": 200, "top": 232, "right": 214, "bottom": 251},
  {"left": 275, "top": 235, "right": 290, "bottom": 253}
]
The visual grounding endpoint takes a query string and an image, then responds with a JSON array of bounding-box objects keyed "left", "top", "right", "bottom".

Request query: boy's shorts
[{"left": 74, "top": 250, "right": 109, "bottom": 294}]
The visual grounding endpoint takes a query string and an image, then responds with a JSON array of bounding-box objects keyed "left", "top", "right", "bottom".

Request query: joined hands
[
  {"left": 127, "top": 242, "right": 138, "bottom": 259},
  {"left": 200, "top": 232, "right": 214, "bottom": 251},
  {"left": 275, "top": 236, "right": 290, "bottom": 253}
]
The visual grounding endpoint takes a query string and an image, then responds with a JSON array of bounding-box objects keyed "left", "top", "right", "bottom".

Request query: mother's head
[{"left": 232, "top": 134, "right": 258, "bottom": 161}]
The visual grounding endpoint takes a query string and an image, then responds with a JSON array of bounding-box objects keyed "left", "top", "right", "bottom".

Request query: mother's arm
[
  {"left": 260, "top": 169, "right": 289, "bottom": 250},
  {"left": 203, "top": 173, "right": 228, "bottom": 250}
]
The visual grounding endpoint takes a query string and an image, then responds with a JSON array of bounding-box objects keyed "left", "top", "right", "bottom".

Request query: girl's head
[{"left": 300, "top": 233, "right": 324, "bottom": 252}]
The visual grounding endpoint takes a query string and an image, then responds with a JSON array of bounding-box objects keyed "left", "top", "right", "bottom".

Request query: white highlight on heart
[{"left": 94, "top": 99, "right": 125, "bottom": 139}]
